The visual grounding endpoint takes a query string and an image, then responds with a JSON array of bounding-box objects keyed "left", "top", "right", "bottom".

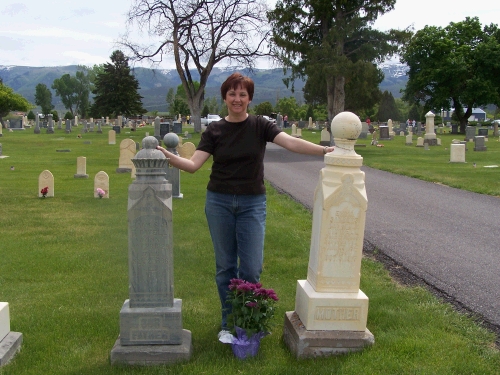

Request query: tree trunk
[
  {"left": 333, "top": 75, "right": 345, "bottom": 117},
  {"left": 326, "top": 78, "right": 335, "bottom": 123}
]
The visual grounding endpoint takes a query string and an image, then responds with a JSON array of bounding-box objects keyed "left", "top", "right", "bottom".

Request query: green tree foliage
[
  {"left": 0, "top": 83, "right": 31, "bottom": 128},
  {"left": 201, "top": 104, "right": 210, "bottom": 118},
  {"left": 34, "top": 83, "right": 54, "bottom": 116},
  {"left": 303, "top": 61, "right": 383, "bottom": 118},
  {"left": 401, "top": 17, "right": 500, "bottom": 133},
  {"left": 64, "top": 112, "right": 74, "bottom": 120},
  {"left": 276, "top": 96, "right": 299, "bottom": 120},
  {"left": 91, "top": 50, "right": 146, "bottom": 118},
  {"left": 51, "top": 111, "right": 59, "bottom": 122},
  {"left": 169, "top": 83, "right": 201, "bottom": 116},
  {"left": 27, "top": 110, "right": 36, "bottom": 121},
  {"left": 305, "top": 105, "right": 314, "bottom": 121},
  {"left": 52, "top": 69, "right": 91, "bottom": 117},
  {"left": 122, "top": 0, "right": 270, "bottom": 132},
  {"left": 268, "top": 0, "right": 410, "bottom": 121},
  {"left": 203, "top": 97, "right": 220, "bottom": 115},
  {"left": 408, "top": 104, "right": 423, "bottom": 122},
  {"left": 253, "top": 101, "right": 274, "bottom": 115},
  {"left": 377, "top": 91, "right": 401, "bottom": 121},
  {"left": 166, "top": 88, "right": 175, "bottom": 113}
]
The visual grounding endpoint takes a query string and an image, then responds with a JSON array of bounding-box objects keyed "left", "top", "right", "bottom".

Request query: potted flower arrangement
[{"left": 224, "top": 278, "right": 278, "bottom": 359}]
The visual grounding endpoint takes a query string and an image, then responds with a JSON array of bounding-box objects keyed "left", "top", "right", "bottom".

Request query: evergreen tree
[
  {"left": 91, "top": 50, "right": 146, "bottom": 118},
  {"left": 268, "top": 0, "right": 410, "bottom": 121},
  {"left": 408, "top": 104, "right": 422, "bottom": 122},
  {"left": 377, "top": 91, "right": 401, "bottom": 122}
]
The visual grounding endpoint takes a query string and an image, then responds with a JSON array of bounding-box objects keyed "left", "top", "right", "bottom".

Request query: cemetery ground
[{"left": 0, "top": 127, "right": 499, "bottom": 374}]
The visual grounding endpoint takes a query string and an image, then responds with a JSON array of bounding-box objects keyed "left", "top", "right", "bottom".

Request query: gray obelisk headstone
[
  {"left": 163, "top": 133, "right": 183, "bottom": 199},
  {"left": 154, "top": 116, "right": 161, "bottom": 142},
  {"left": 110, "top": 136, "right": 192, "bottom": 366},
  {"left": 46, "top": 114, "right": 54, "bottom": 134},
  {"left": 34, "top": 113, "right": 40, "bottom": 134}
]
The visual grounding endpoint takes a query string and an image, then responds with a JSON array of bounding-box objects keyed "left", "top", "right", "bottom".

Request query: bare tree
[{"left": 121, "top": 0, "right": 271, "bottom": 132}]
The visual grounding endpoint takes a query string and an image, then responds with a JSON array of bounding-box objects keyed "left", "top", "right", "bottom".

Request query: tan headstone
[
  {"left": 108, "top": 130, "right": 116, "bottom": 145},
  {"left": 117, "top": 139, "right": 136, "bottom": 172},
  {"left": 416, "top": 137, "right": 424, "bottom": 147},
  {"left": 320, "top": 128, "right": 330, "bottom": 144},
  {"left": 74, "top": 156, "right": 89, "bottom": 178},
  {"left": 94, "top": 171, "right": 110, "bottom": 198},
  {"left": 177, "top": 142, "right": 196, "bottom": 160},
  {"left": 38, "top": 170, "right": 54, "bottom": 197},
  {"left": 291, "top": 124, "right": 297, "bottom": 137},
  {"left": 450, "top": 144, "right": 466, "bottom": 163}
]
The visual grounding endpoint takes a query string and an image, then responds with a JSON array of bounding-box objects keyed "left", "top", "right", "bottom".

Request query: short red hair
[{"left": 220, "top": 72, "right": 254, "bottom": 101}]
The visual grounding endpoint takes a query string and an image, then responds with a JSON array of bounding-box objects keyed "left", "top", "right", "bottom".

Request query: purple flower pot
[{"left": 230, "top": 327, "right": 266, "bottom": 359}]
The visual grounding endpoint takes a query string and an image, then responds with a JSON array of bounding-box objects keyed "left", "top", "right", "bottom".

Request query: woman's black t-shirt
[{"left": 197, "top": 115, "right": 282, "bottom": 195}]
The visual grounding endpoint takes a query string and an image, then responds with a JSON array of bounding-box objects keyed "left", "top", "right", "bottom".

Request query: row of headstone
[
  {"left": 38, "top": 169, "right": 110, "bottom": 198},
  {"left": 291, "top": 124, "right": 302, "bottom": 138}
]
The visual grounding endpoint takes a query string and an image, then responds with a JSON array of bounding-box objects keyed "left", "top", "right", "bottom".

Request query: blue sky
[{"left": 1, "top": 0, "right": 499, "bottom": 69}]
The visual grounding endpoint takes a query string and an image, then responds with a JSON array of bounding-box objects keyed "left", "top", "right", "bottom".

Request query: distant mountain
[
  {"left": 378, "top": 62, "right": 409, "bottom": 98},
  {"left": 0, "top": 63, "right": 408, "bottom": 113}
]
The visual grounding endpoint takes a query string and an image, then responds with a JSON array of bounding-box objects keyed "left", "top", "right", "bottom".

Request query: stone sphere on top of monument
[
  {"left": 135, "top": 136, "right": 166, "bottom": 159},
  {"left": 330, "top": 111, "right": 362, "bottom": 140},
  {"left": 163, "top": 132, "right": 179, "bottom": 149}
]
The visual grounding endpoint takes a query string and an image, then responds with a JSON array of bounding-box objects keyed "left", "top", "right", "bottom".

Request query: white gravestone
[
  {"left": 108, "top": 130, "right": 116, "bottom": 145},
  {"left": 74, "top": 156, "right": 89, "bottom": 178},
  {"left": 94, "top": 171, "right": 110, "bottom": 198},
  {"left": 424, "top": 111, "right": 437, "bottom": 145},
  {"left": 450, "top": 144, "right": 466, "bottom": 163},
  {"left": 116, "top": 139, "right": 136, "bottom": 173},
  {"left": 38, "top": 170, "right": 54, "bottom": 197},
  {"left": 283, "top": 112, "right": 374, "bottom": 359},
  {"left": 0, "top": 302, "right": 23, "bottom": 366}
]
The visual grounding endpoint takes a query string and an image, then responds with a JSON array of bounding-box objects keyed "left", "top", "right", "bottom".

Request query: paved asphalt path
[{"left": 263, "top": 142, "right": 500, "bottom": 335}]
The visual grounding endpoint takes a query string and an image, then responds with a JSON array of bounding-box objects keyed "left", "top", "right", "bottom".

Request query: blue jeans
[{"left": 205, "top": 190, "right": 266, "bottom": 330}]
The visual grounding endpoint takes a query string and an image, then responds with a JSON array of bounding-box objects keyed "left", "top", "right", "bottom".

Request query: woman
[{"left": 156, "top": 72, "right": 334, "bottom": 338}]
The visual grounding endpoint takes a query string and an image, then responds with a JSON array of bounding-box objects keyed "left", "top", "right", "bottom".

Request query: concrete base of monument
[
  {"left": 110, "top": 329, "right": 192, "bottom": 366},
  {"left": 294, "top": 280, "right": 369, "bottom": 331},
  {"left": 73, "top": 174, "right": 89, "bottom": 179},
  {"left": 0, "top": 332, "right": 23, "bottom": 367},
  {"left": 283, "top": 311, "right": 374, "bottom": 359}
]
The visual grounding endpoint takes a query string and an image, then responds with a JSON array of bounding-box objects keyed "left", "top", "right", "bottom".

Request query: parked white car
[
  {"left": 262, "top": 115, "right": 276, "bottom": 125},
  {"left": 201, "top": 114, "right": 222, "bottom": 126}
]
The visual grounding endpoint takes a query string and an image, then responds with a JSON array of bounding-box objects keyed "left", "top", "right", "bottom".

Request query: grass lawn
[{"left": 0, "top": 125, "right": 499, "bottom": 374}]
